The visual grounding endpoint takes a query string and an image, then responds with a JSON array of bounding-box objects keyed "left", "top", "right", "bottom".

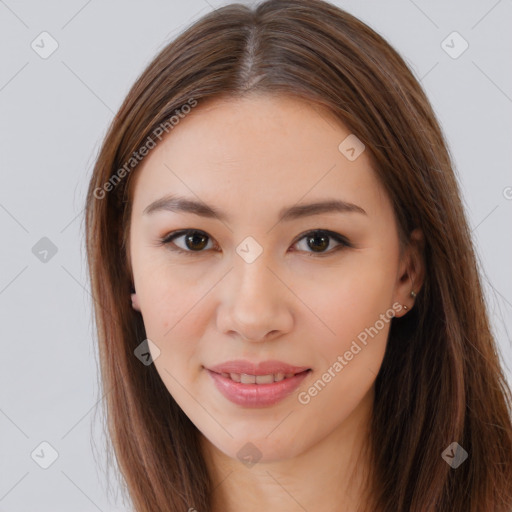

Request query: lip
[
  {"left": 208, "top": 359, "right": 311, "bottom": 376},
  {"left": 205, "top": 360, "right": 312, "bottom": 408}
]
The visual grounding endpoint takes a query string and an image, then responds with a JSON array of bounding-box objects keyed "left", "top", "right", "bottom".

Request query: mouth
[
  {"left": 206, "top": 359, "right": 311, "bottom": 377},
  {"left": 204, "top": 361, "right": 312, "bottom": 407},
  {"left": 213, "top": 370, "right": 311, "bottom": 384}
]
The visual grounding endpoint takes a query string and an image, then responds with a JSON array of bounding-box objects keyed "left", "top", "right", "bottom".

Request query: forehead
[{"left": 130, "top": 94, "right": 387, "bottom": 220}]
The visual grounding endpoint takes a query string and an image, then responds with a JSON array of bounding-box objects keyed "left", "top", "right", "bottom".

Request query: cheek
[
  {"left": 295, "top": 273, "right": 394, "bottom": 433},
  {"left": 295, "top": 255, "right": 396, "bottom": 408},
  {"left": 139, "top": 283, "right": 205, "bottom": 350},
  {"left": 300, "top": 256, "right": 397, "bottom": 344},
  {"left": 133, "top": 252, "right": 204, "bottom": 333},
  {"left": 133, "top": 267, "right": 222, "bottom": 393}
]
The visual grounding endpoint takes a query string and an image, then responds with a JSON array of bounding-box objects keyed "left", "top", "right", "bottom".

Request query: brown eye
[
  {"left": 306, "top": 232, "right": 330, "bottom": 252},
  {"left": 292, "top": 230, "right": 350, "bottom": 255},
  {"left": 183, "top": 231, "right": 209, "bottom": 251},
  {"left": 161, "top": 228, "right": 350, "bottom": 257},
  {"left": 162, "top": 230, "right": 214, "bottom": 253}
]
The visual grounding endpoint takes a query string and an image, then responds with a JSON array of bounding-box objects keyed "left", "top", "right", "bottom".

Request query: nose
[{"left": 216, "top": 253, "right": 294, "bottom": 343}]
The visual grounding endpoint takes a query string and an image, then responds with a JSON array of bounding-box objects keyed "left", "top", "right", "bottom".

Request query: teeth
[
  {"left": 222, "top": 372, "right": 303, "bottom": 384},
  {"left": 255, "top": 374, "right": 274, "bottom": 384},
  {"left": 240, "top": 373, "right": 256, "bottom": 384}
]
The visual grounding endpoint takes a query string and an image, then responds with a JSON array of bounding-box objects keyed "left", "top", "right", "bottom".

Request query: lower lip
[{"left": 206, "top": 369, "right": 311, "bottom": 408}]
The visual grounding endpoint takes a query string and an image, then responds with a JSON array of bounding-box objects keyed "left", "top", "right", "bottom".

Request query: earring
[
  {"left": 410, "top": 290, "right": 416, "bottom": 299},
  {"left": 403, "top": 305, "right": 408, "bottom": 311}
]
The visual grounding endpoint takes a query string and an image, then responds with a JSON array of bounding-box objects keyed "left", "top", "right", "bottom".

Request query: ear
[
  {"left": 393, "top": 228, "right": 425, "bottom": 317},
  {"left": 131, "top": 290, "right": 141, "bottom": 312}
]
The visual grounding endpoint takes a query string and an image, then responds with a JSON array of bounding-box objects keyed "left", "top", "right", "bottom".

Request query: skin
[{"left": 128, "top": 94, "right": 424, "bottom": 512}]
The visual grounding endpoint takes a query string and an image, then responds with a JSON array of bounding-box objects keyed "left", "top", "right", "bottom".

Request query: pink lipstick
[{"left": 205, "top": 360, "right": 311, "bottom": 408}]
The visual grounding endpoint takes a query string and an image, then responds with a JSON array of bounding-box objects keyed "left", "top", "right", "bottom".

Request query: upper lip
[{"left": 207, "top": 360, "right": 311, "bottom": 376}]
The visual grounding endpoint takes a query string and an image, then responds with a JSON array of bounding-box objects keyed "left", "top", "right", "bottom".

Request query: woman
[{"left": 85, "top": 0, "right": 512, "bottom": 510}]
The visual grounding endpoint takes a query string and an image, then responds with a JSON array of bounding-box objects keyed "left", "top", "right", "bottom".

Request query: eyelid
[
  {"left": 159, "top": 228, "right": 352, "bottom": 255},
  {"left": 160, "top": 229, "right": 218, "bottom": 252},
  {"left": 291, "top": 229, "right": 352, "bottom": 256}
]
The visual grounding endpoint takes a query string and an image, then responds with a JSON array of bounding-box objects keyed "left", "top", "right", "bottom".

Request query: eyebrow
[{"left": 143, "top": 194, "right": 367, "bottom": 222}]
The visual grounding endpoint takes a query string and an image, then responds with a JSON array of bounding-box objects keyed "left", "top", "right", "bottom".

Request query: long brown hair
[{"left": 84, "top": 1, "right": 512, "bottom": 510}]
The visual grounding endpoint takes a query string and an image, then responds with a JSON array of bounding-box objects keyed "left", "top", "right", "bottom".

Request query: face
[{"left": 128, "top": 94, "right": 416, "bottom": 464}]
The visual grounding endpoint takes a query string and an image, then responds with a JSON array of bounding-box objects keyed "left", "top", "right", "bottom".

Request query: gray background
[{"left": 1, "top": 0, "right": 511, "bottom": 510}]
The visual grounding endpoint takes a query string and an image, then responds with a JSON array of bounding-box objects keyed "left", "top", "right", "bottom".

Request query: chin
[{"left": 205, "top": 430, "right": 307, "bottom": 466}]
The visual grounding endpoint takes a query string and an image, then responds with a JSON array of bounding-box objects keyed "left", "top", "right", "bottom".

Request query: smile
[
  {"left": 219, "top": 371, "right": 300, "bottom": 384},
  {"left": 206, "top": 367, "right": 312, "bottom": 407}
]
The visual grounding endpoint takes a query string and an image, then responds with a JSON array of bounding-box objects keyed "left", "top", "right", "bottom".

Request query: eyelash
[{"left": 158, "top": 229, "right": 352, "bottom": 257}]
